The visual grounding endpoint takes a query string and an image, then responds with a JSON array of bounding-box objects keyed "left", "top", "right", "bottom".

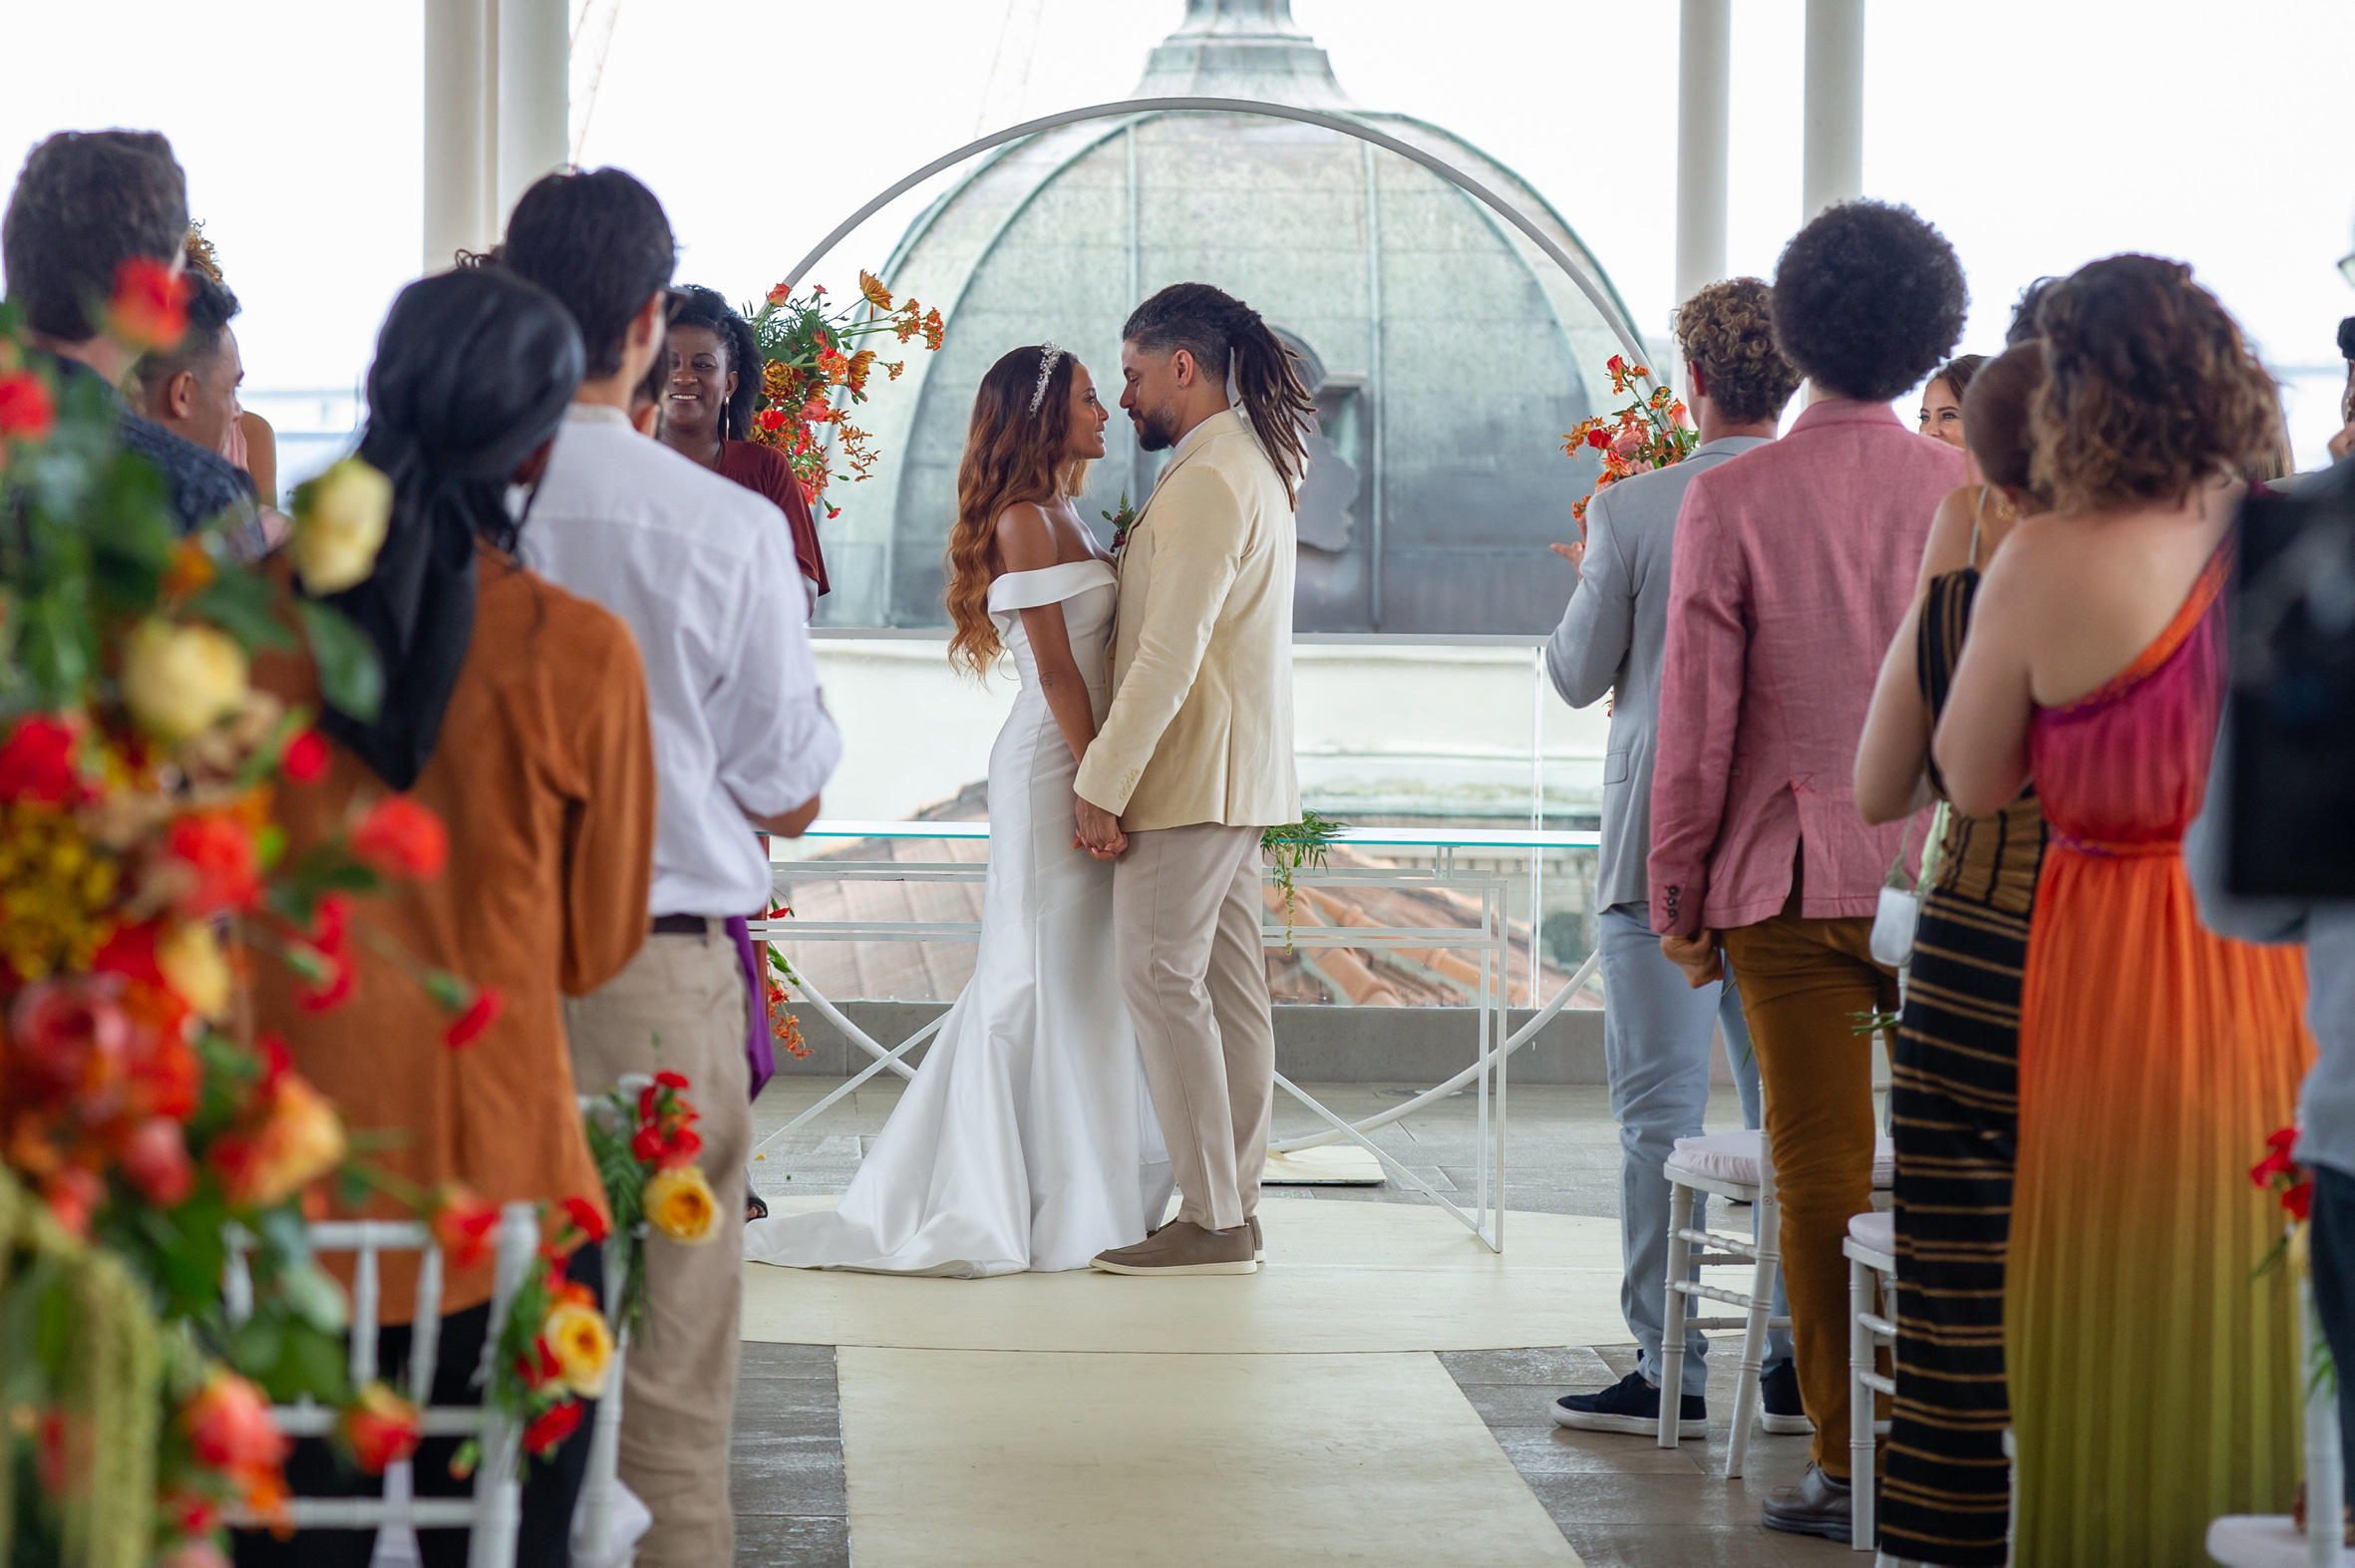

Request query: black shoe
[
  {"left": 1549, "top": 1370, "right": 1705, "bottom": 1438},
  {"left": 1759, "top": 1359, "right": 1813, "bottom": 1435},
  {"left": 1761, "top": 1461, "right": 1852, "bottom": 1540}
]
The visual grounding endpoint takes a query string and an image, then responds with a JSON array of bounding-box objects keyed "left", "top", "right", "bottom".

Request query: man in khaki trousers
[
  {"left": 1077, "top": 283, "right": 1315, "bottom": 1276},
  {"left": 504, "top": 168, "right": 839, "bottom": 1564}
]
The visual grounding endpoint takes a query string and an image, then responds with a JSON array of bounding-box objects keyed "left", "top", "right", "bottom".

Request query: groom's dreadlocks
[{"left": 1123, "top": 283, "right": 1317, "bottom": 506}]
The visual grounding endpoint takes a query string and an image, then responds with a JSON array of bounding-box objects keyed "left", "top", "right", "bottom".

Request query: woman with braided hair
[{"left": 657, "top": 283, "right": 830, "bottom": 603}]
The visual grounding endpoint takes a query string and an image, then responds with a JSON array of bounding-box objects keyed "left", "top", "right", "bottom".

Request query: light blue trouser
[{"left": 1598, "top": 903, "right": 1791, "bottom": 1397}]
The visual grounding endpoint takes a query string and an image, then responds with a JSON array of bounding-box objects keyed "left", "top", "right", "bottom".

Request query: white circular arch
[{"left": 780, "top": 95, "right": 1648, "bottom": 366}]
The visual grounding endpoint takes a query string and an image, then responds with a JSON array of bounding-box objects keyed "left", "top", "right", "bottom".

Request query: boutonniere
[{"left": 1104, "top": 490, "right": 1139, "bottom": 562}]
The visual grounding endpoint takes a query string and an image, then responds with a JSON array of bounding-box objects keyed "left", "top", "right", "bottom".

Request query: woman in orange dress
[{"left": 1935, "top": 254, "right": 2312, "bottom": 1564}]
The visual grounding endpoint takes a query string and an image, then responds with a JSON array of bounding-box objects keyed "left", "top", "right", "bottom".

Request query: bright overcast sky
[{"left": 7, "top": 0, "right": 2354, "bottom": 455}]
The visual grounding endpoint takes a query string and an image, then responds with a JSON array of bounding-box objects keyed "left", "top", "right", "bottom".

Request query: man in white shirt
[{"left": 501, "top": 167, "right": 839, "bottom": 1568}]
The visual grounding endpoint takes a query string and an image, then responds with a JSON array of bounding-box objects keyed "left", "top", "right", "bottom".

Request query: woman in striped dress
[{"left": 1852, "top": 341, "right": 2050, "bottom": 1565}]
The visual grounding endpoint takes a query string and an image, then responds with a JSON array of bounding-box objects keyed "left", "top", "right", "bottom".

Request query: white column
[
  {"left": 496, "top": 0, "right": 569, "bottom": 220},
  {"left": 421, "top": 0, "right": 568, "bottom": 276},
  {"left": 1801, "top": 0, "right": 1864, "bottom": 219},
  {"left": 1674, "top": 0, "right": 1731, "bottom": 315}
]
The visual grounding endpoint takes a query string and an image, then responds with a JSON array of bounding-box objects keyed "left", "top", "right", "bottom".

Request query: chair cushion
[
  {"left": 1846, "top": 1209, "right": 1894, "bottom": 1256},
  {"left": 1667, "top": 1130, "right": 1897, "bottom": 1190}
]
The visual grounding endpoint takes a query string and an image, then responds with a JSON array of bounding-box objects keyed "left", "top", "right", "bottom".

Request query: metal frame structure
[
  {"left": 747, "top": 823, "right": 1605, "bottom": 1254},
  {"left": 778, "top": 95, "right": 1648, "bottom": 367}
]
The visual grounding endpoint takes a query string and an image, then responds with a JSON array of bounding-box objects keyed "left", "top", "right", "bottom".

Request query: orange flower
[
  {"left": 211, "top": 1071, "right": 347, "bottom": 1207},
  {"left": 921, "top": 308, "right": 944, "bottom": 352},
  {"left": 766, "top": 281, "right": 792, "bottom": 306},
  {"left": 182, "top": 1369, "right": 289, "bottom": 1475},
  {"left": 110, "top": 257, "right": 191, "bottom": 351},
  {"left": 542, "top": 1298, "right": 615, "bottom": 1397},
  {"left": 160, "top": 537, "right": 216, "bottom": 601},
  {"left": 166, "top": 811, "right": 260, "bottom": 916},
  {"left": 339, "top": 1382, "right": 423, "bottom": 1473},
  {"left": 352, "top": 793, "right": 448, "bottom": 878},
  {"left": 432, "top": 1182, "right": 500, "bottom": 1268}
]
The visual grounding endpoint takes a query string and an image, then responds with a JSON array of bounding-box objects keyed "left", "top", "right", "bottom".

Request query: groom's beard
[{"left": 1133, "top": 403, "right": 1182, "bottom": 453}]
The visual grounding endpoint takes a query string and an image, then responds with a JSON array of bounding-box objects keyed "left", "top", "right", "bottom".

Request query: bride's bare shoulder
[{"left": 994, "top": 502, "right": 1059, "bottom": 572}]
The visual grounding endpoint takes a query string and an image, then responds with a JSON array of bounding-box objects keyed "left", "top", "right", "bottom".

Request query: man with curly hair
[
  {"left": 1647, "top": 199, "right": 1966, "bottom": 1540},
  {"left": 1543, "top": 278, "right": 1805, "bottom": 1443}
]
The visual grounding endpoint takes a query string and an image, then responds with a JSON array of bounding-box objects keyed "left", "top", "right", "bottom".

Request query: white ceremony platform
[{"left": 743, "top": 1196, "right": 1619, "bottom": 1566}]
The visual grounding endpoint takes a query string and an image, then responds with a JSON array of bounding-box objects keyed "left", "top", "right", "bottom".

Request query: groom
[{"left": 1076, "top": 282, "right": 1314, "bottom": 1277}]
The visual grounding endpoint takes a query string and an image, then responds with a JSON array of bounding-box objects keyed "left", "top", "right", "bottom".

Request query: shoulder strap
[{"left": 1968, "top": 485, "right": 1989, "bottom": 568}]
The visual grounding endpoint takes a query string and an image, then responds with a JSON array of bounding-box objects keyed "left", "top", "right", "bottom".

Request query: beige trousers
[
  {"left": 563, "top": 931, "right": 750, "bottom": 1568},
  {"left": 1113, "top": 822, "right": 1274, "bottom": 1232}
]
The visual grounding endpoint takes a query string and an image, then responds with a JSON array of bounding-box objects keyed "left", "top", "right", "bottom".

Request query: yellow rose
[
  {"left": 643, "top": 1165, "right": 719, "bottom": 1244},
  {"left": 121, "top": 619, "right": 248, "bottom": 742},
  {"left": 222, "top": 1073, "right": 348, "bottom": 1208},
  {"left": 542, "top": 1300, "right": 614, "bottom": 1398},
  {"left": 291, "top": 458, "right": 393, "bottom": 593},
  {"left": 156, "top": 920, "right": 231, "bottom": 1020}
]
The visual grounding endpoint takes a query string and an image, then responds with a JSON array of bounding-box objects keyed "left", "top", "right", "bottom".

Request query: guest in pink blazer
[{"left": 1646, "top": 200, "right": 1967, "bottom": 1542}]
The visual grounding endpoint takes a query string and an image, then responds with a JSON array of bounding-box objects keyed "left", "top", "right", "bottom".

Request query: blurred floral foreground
[{"left": 0, "top": 264, "right": 633, "bottom": 1566}]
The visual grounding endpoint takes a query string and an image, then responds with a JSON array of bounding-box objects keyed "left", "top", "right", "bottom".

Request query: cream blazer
[{"left": 1074, "top": 407, "right": 1301, "bottom": 831}]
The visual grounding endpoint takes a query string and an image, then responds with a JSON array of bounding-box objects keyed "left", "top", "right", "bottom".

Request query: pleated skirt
[{"left": 2008, "top": 844, "right": 2310, "bottom": 1565}]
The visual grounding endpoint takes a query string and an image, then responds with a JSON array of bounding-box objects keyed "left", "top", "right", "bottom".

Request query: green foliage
[{"left": 1262, "top": 810, "right": 1345, "bottom": 955}]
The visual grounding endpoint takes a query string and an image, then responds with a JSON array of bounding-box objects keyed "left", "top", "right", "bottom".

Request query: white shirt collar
[{"left": 564, "top": 402, "right": 633, "bottom": 428}]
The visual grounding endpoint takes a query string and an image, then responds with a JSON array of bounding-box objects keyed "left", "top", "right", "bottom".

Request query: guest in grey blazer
[{"left": 1546, "top": 279, "right": 1803, "bottom": 1439}]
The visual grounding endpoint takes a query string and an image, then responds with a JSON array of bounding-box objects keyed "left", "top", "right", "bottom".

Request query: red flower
[
  {"left": 182, "top": 1369, "right": 289, "bottom": 1473},
  {"left": 167, "top": 812, "right": 261, "bottom": 916},
  {"left": 559, "top": 1194, "right": 610, "bottom": 1246},
  {"left": 443, "top": 987, "right": 503, "bottom": 1050},
  {"left": 0, "top": 370, "right": 55, "bottom": 441},
  {"left": 8, "top": 975, "right": 133, "bottom": 1109},
  {"left": 2252, "top": 1149, "right": 2296, "bottom": 1188},
  {"left": 122, "top": 1116, "right": 194, "bottom": 1205},
  {"left": 1583, "top": 428, "right": 1610, "bottom": 451},
  {"left": 521, "top": 1399, "right": 583, "bottom": 1456},
  {"left": 655, "top": 1070, "right": 690, "bottom": 1092},
  {"left": 352, "top": 794, "right": 449, "bottom": 879},
  {"left": 110, "top": 257, "right": 191, "bottom": 351},
  {"left": 516, "top": 1337, "right": 562, "bottom": 1390},
  {"left": 281, "top": 729, "right": 330, "bottom": 784},
  {"left": 339, "top": 1383, "right": 423, "bottom": 1474},
  {"left": 2286, "top": 1180, "right": 2315, "bottom": 1222},
  {"left": 432, "top": 1183, "right": 500, "bottom": 1269},
  {"left": 43, "top": 1167, "right": 104, "bottom": 1238},
  {"left": 0, "top": 715, "right": 82, "bottom": 804}
]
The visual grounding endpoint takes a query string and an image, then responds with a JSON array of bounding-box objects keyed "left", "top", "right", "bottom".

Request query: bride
[{"left": 744, "top": 344, "right": 1175, "bottom": 1276}]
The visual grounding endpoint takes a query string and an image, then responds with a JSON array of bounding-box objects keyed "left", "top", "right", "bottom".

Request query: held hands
[
  {"left": 1659, "top": 929, "right": 1723, "bottom": 989},
  {"left": 1073, "top": 794, "right": 1128, "bottom": 861}
]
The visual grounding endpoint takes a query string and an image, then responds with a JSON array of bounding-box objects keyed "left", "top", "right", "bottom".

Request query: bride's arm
[
  {"left": 1021, "top": 602, "right": 1101, "bottom": 769},
  {"left": 998, "top": 505, "right": 1102, "bottom": 770}
]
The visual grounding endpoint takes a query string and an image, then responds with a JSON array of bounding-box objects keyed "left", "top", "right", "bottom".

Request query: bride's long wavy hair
[{"left": 945, "top": 345, "right": 1087, "bottom": 678}]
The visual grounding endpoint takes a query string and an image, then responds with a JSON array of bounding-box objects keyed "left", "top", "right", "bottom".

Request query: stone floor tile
[{"left": 732, "top": 1513, "right": 850, "bottom": 1567}]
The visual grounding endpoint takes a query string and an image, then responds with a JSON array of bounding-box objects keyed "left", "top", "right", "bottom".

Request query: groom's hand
[{"left": 1074, "top": 795, "right": 1127, "bottom": 860}]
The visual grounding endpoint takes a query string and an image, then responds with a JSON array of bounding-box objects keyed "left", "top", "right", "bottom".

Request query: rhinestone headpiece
[{"left": 1028, "top": 342, "right": 1065, "bottom": 416}]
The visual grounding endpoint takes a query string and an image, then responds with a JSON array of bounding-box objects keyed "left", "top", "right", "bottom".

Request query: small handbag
[{"left": 1868, "top": 804, "right": 1950, "bottom": 969}]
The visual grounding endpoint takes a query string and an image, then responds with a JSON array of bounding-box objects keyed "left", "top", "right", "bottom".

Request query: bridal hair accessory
[{"left": 1028, "top": 342, "right": 1065, "bottom": 416}]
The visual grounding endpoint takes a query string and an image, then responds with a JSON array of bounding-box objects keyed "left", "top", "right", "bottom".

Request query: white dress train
[{"left": 743, "top": 559, "right": 1175, "bottom": 1276}]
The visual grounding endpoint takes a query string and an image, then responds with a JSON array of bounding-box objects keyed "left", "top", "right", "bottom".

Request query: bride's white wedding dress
[{"left": 744, "top": 558, "right": 1174, "bottom": 1276}]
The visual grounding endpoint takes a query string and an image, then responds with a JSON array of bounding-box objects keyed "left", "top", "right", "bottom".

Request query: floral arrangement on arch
[
  {"left": 1560, "top": 353, "right": 1698, "bottom": 528},
  {"left": 742, "top": 270, "right": 943, "bottom": 518},
  {"left": 0, "top": 260, "right": 592, "bottom": 1562}
]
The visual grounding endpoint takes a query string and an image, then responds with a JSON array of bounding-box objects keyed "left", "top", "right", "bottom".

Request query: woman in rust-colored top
[{"left": 238, "top": 268, "right": 655, "bottom": 1568}]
